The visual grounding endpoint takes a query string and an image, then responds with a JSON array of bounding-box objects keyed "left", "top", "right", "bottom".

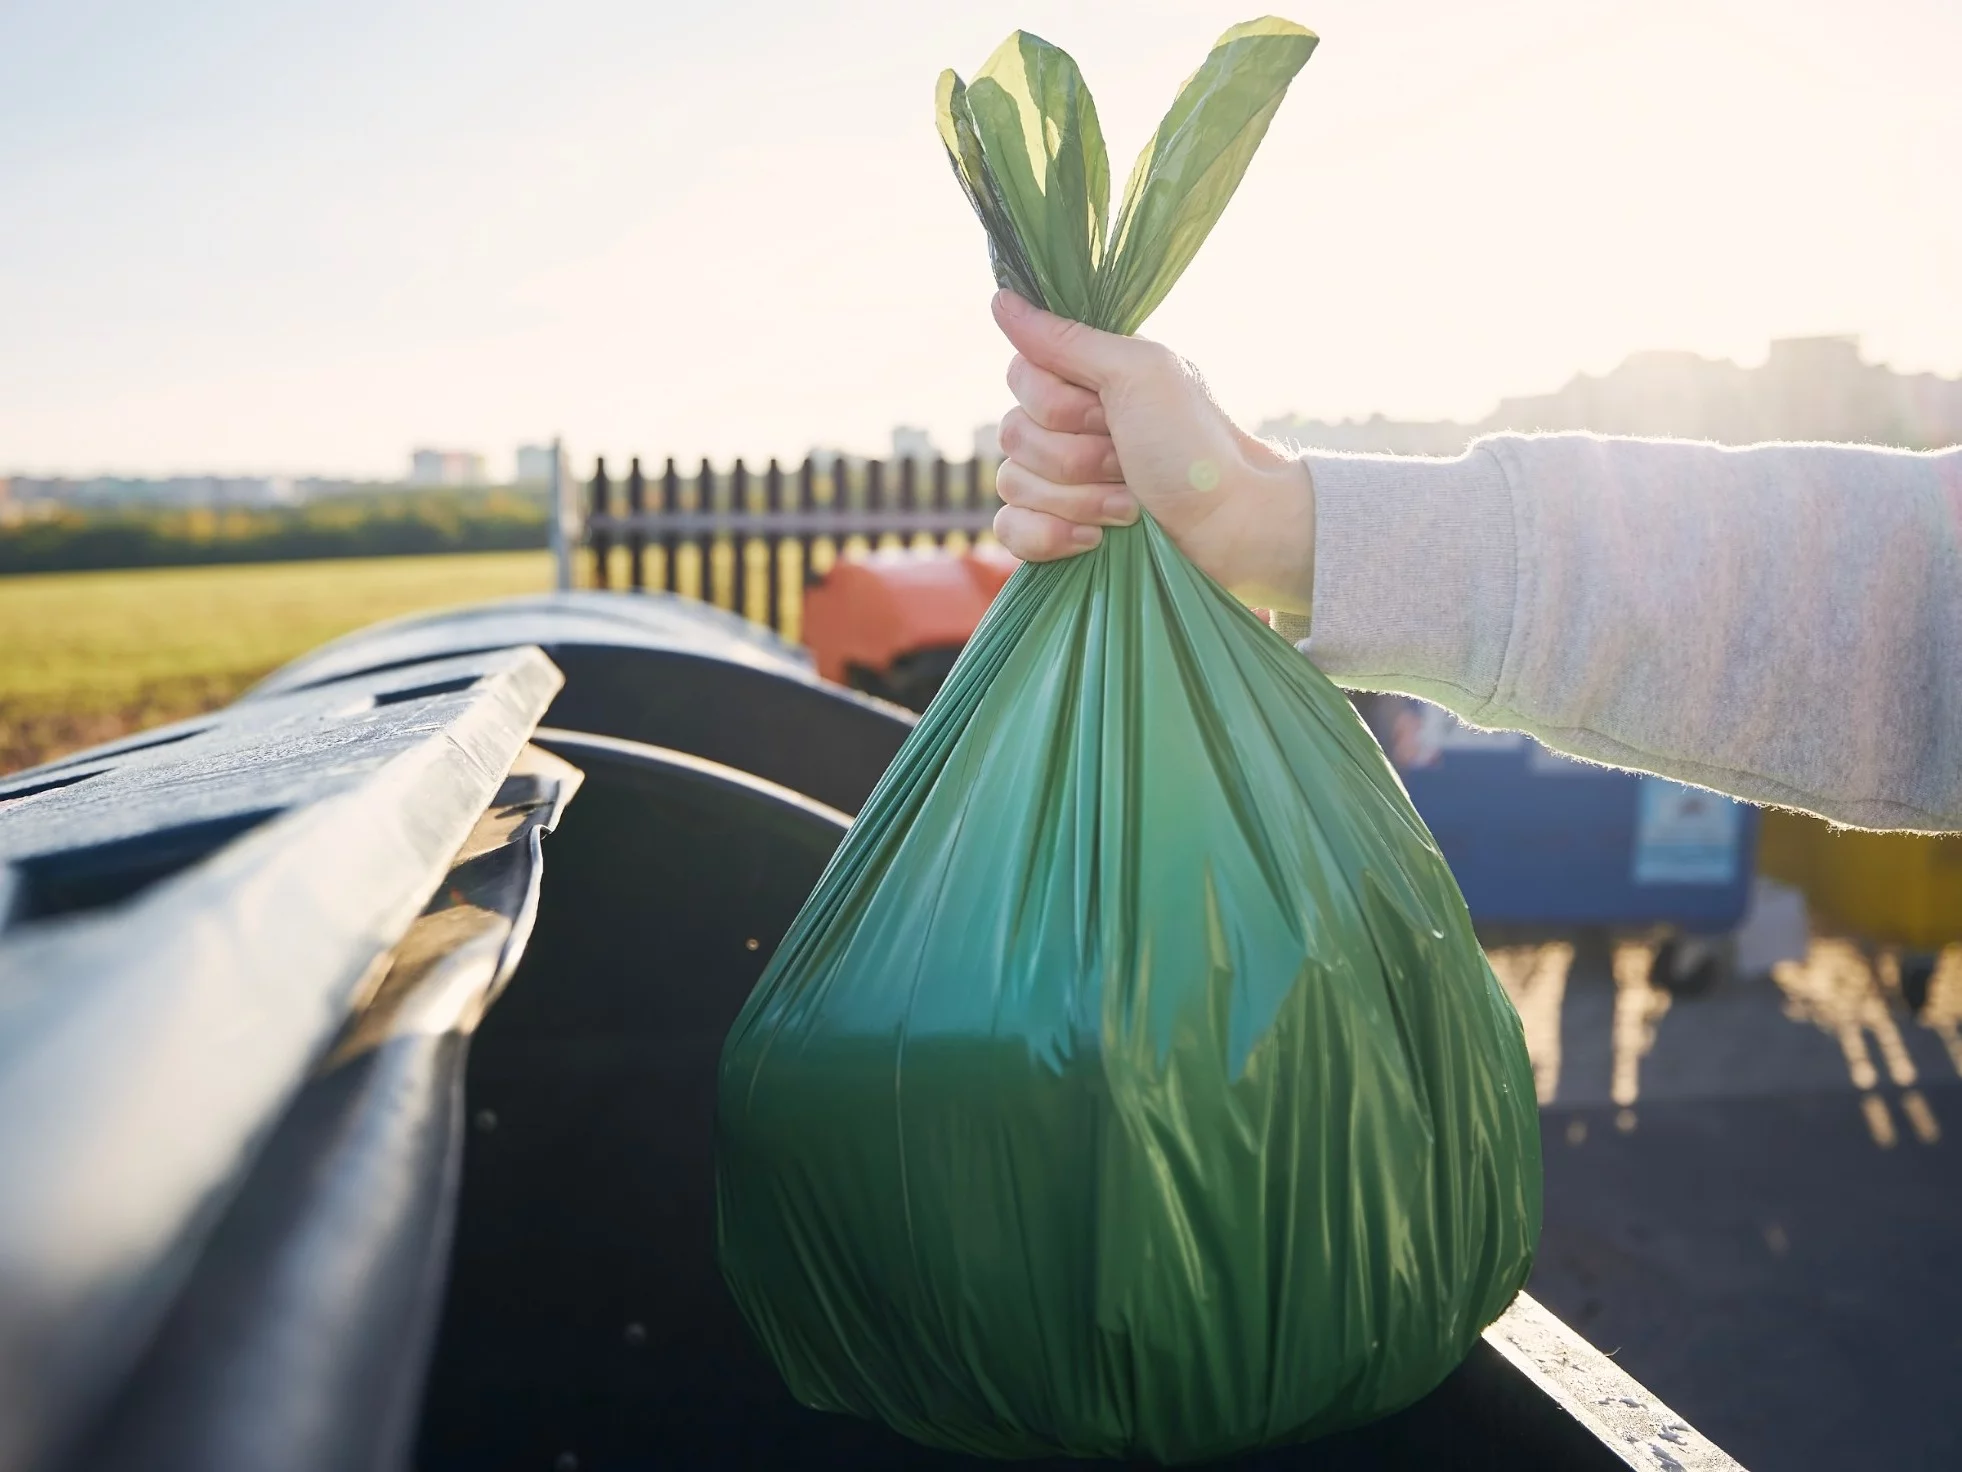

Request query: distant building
[
  {"left": 409, "top": 449, "right": 488, "bottom": 487},
  {"left": 514, "top": 443, "right": 567, "bottom": 486},
  {"left": 0, "top": 477, "right": 58, "bottom": 527},
  {"left": 890, "top": 426, "right": 940, "bottom": 463},
  {"left": 972, "top": 423, "right": 1002, "bottom": 461},
  {"left": 1259, "top": 337, "right": 1962, "bottom": 455}
]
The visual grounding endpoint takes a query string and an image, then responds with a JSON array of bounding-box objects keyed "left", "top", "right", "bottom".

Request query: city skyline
[{"left": 1260, "top": 333, "right": 1962, "bottom": 455}]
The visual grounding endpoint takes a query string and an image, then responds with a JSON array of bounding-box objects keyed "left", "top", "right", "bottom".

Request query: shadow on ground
[{"left": 1520, "top": 942, "right": 1962, "bottom": 1470}]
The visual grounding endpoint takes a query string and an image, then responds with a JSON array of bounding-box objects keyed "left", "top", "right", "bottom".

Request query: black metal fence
[{"left": 576, "top": 455, "right": 1002, "bottom": 638}]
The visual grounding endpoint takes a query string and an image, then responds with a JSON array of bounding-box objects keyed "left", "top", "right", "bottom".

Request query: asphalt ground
[{"left": 1498, "top": 940, "right": 1962, "bottom": 1470}]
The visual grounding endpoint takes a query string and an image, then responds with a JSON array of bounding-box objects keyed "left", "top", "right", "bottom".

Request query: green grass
[{"left": 0, "top": 551, "right": 554, "bottom": 773}]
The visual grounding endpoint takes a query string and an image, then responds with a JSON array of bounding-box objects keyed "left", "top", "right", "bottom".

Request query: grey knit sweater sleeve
[{"left": 1278, "top": 434, "right": 1962, "bottom": 833}]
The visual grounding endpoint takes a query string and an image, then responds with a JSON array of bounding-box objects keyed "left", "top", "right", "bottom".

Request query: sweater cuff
[{"left": 1298, "top": 446, "right": 1516, "bottom": 711}]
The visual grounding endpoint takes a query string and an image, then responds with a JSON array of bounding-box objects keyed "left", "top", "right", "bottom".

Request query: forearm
[{"left": 1290, "top": 434, "right": 1962, "bottom": 832}]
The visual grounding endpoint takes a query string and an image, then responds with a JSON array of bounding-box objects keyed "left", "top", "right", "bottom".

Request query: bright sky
[{"left": 2, "top": 0, "right": 1957, "bottom": 479}]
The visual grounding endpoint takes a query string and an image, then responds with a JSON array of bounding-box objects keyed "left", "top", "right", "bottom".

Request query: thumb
[{"left": 992, "top": 290, "right": 1142, "bottom": 391}]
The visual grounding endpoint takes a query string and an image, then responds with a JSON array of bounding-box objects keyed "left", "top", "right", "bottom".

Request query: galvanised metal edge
[{"left": 1484, "top": 1293, "right": 1745, "bottom": 1470}]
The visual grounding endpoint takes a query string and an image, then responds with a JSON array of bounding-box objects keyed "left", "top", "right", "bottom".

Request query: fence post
[
  {"left": 866, "top": 458, "right": 886, "bottom": 557},
  {"left": 697, "top": 457, "right": 716, "bottom": 607},
  {"left": 930, "top": 456, "right": 949, "bottom": 551},
  {"left": 765, "top": 458, "right": 786, "bottom": 633},
  {"left": 659, "top": 457, "right": 680, "bottom": 592},
  {"left": 972, "top": 455, "right": 997, "bottom": 521},
  {"left": 590, "top": 457, "right": 613, "bottom": 590},
  {"left": 800, "top": 456, "right": 822, "bottom": 587},
  {"left": 547, "top": 436, "right": 573, "bottom": 591},
  {"left": 899, "top": 456, "right": 918, "bottom": 549},
  {"left": 833, "top": 455, "right": 852, "bottom": 570},
  {"left": 626, "top": 457, "right": 646, "bottom": 591},
  {"left": 730, "top": 458, "right": 750, "bottom": 619}
]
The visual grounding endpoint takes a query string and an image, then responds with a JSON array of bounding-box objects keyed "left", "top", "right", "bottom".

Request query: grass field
[{"left": 0, "top": 551, "right": 554, "bottom": 773}]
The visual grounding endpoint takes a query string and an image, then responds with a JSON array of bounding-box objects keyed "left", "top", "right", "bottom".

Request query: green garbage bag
[{"left": 717, "top": 18, "right": 1540, "bottom": 1463}]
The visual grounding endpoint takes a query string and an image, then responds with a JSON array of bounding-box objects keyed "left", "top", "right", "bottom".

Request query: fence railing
[{"left": 559, "top": 454, "right": 1003, "bottom": 640}]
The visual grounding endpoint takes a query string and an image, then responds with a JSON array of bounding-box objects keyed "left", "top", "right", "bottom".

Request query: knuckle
[
  {"left": 1139, "top": 339, "right": 1180, "bottom": 376},
  {"left": 995, "top": 459, "right": 1036, "bottom": 508},
  {"left": 992, "top": 505, "right": 1035, "bottom": 558},
  {"left": 1024, "top": 377, "right": 1064, "bottom": 428},
  {"left": 1007, "top": 356, "right": 1044, "bottom": 410},
  {"left": 994, "top": 505, "right": 1063, "bottom": 562},
  {"left": 1071, "top": 438, "right": 1110, "bottom": 482},
  {"left": 997, "top": 409, "right": 1024, "bottom": 455}
]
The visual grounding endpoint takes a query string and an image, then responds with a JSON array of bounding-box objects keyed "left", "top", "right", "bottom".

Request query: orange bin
[{"left": 801, "top": 545, "right": 1018, "bottom": 711}]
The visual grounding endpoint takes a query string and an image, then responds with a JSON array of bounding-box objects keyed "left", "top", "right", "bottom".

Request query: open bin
[
  {"left": 248, "top": 591, "right": 915, "bottom": 815},
  {"left": 1359, "top": 695, "right": 1760, "bottom": 991}
]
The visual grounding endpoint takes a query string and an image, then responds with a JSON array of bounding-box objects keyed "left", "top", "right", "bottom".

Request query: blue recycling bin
[{"left": 1361, "top": 696, "right": 1759, "bottom": 933}]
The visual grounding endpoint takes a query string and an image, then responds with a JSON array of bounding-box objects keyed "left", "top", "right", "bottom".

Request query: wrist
[{"left": 1228, "top": 457, "right": 1315, "bottom": 614}]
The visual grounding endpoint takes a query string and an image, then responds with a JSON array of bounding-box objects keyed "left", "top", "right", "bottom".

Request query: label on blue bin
[{"left": 1633, "top": 778, "right": 1741, "bottom": 885}]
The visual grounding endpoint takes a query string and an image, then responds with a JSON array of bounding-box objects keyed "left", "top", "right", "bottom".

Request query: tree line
[{"left": 0, "top": 490, "right": 549, "bottom": 575}]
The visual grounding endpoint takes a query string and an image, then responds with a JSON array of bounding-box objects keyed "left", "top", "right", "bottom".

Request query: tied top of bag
[{"left": 936, "top": 18, "right": 1317, "bottom": 336}]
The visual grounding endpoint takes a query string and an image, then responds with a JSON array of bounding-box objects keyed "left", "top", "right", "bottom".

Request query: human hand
[{"left": 989, "top": 290, "right": 1315, "bottom": 614}]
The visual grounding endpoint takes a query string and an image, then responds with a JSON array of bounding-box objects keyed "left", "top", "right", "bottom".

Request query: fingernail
[
  {"left": 995, "top": 289, "right": 1027, "bottom": 318},
  {"left": 1071, "top": 523, "right": 1103, "bottom": 547},
  {"left": 1102, "top": 491, "right": 1137, "bottom": 524}
]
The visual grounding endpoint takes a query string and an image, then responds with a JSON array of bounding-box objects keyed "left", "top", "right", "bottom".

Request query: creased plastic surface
[{"left": 717, "top": 19, "right": 1541, "bottom": 1464}]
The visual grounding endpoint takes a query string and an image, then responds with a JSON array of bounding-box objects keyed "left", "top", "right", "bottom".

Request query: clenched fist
[{"left": 990, "top": 290, "right": 1316, "bottom": 615}]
